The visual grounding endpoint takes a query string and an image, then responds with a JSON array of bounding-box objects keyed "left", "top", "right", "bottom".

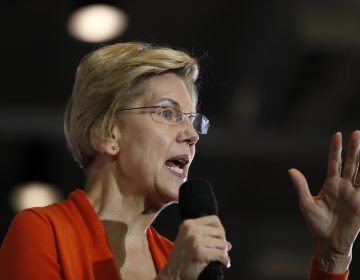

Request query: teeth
[{"left": 167, "top": 165, "right": 184, "bottom": 174}]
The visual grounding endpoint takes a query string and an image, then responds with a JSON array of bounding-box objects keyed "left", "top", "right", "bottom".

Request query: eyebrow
[
  {"left": 151, "top": 97, "right": 196, "bottom": 113},
  {"left": 154, "top": 98, "right": 180, "bottom": 108}
]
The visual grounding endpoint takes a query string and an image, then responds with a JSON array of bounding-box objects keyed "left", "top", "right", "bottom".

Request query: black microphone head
[{"left": 179, "top": 178, "right": 218, "bottom": 221}]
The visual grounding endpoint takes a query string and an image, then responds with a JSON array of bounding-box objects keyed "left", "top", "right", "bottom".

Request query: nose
[{"left": 177, "top": 118, "right": 199, "bottom": 145}]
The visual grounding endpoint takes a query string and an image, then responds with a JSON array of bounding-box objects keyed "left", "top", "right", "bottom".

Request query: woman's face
[{"left": 117, "top": 73, "right": 199, "bottom": 207}]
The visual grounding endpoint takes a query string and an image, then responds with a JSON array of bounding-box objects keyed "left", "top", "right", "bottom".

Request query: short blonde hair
[{"left": 64, "top": 42, "right": 199, "bottom": 169}]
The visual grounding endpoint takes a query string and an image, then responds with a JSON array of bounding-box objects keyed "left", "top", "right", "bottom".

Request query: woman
[{"left": 0, "top": 42, "right": 358, "bottom": 279}]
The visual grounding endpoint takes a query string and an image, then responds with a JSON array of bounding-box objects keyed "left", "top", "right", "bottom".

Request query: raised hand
[
  {"left": 289, "top": 131, "right": 360, "bottom": 273},
  {"left": 157, "top": 215, "right": 230, "bottom": 280}
]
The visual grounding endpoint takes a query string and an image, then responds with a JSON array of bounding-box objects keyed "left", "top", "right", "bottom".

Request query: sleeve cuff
[{"left": 309, "top": 258, "right": 349, "bottom": 280}]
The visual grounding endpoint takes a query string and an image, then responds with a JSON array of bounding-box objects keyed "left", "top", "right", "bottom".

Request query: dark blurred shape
[
  {"left": 179, "top": 178, "right": 224, "bottom": 280},
  {"left": 179, "top": 178, "right": 218, "bottom": 220}
]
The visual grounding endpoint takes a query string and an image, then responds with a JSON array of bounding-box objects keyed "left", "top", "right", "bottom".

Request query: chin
[
  {"left": 158, "top": 188, "right": 179, "bottom": 206},
  {"left": 163, "top": 191, "right": 179, "bottom": 204},
  {"left": 154, "top": 177, "right": 182, "bottom": 204}
]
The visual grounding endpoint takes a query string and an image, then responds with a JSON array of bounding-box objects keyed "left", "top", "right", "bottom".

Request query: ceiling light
[
  {"left": 67, "top": 3, "right": 128, "bottom": 43},
  {"left": 9, "top": 181, "right": 63, "bottom": 212}
]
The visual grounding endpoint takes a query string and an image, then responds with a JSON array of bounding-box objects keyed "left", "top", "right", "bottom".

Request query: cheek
[
  {"left": 144, "top": 132, "right": 176, "bottom": 182},
  {"left": 118, "top": 117, "right": 175, "bottom": 179},
  {"left": 121, "top": 132, "right": 168, "bottom": 176},
  {"left": 149, "top": 133, "right": 170, "bottom": 168}
]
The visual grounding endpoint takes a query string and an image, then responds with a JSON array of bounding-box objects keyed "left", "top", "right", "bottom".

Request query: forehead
[{"left": 139, "top": 73, "right": 196, "bottom": 111}]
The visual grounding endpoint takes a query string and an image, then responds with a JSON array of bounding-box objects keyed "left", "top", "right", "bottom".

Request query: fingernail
[{"left": 227, "top": 241, "right": 232, "bottom": 251}]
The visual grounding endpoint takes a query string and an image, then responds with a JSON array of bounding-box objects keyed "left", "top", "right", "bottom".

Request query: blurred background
[{"left": 1, "top": 0, "right": 360, "bottom": 279}]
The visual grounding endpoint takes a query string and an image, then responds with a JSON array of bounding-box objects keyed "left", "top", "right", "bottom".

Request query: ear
[{"left": 100, "top": 125, "right": 121, "bottom": 156}]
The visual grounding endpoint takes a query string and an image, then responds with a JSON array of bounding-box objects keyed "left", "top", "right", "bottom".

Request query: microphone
[{"left": 179, "top": 178, "right": 225, "bottom": 280}]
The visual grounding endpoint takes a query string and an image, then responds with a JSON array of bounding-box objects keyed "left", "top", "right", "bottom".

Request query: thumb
[{"left": 288, "top": 168, "right": 312, "bottom": 204}]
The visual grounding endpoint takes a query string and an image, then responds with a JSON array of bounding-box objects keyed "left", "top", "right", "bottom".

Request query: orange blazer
[
  {"left": 0, "top": 190, "right": 172, "bottom": 279},
  {"left": 0, "top": 190, "right": 349, "bottom": 279}
]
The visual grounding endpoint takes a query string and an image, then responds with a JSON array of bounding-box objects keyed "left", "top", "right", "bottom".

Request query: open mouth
[{"left": 165, "top": 155, "right": 190, "bottom": 177}]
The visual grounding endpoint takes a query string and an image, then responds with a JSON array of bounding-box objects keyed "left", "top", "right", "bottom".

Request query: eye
[
  {"left": 188, "top": 113, "right": 196, "bottom": 123},
  {"left": 159, "top": 107, "right": 176, "bottom": 121}
]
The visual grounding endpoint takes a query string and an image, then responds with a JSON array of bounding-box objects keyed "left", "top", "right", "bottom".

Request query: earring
[{"left": 111, "top": 145, "right": 118, "bottom": 151}]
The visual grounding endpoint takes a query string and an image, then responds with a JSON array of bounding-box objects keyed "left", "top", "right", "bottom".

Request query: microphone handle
[{"left": 198, "top": 261, "right": 224, "bottom": 280}]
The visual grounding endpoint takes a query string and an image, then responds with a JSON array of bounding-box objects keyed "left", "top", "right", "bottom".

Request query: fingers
[
  {"left": 181, "top": 217, "right": 226, "bottom": 240},
  {"left": 342, "top": 131, "right": 360, "bottom": 181},
  {"left": 288, "top": 168, "right": 312, "bottom": 204},
  {"left": 176, "top": 215, "right": 231, "bottom": 268},
  {"left": 195, "top": 246, "right": 231, "bottom": 269},
  {"left": 327, "top": 132, "right": 342, "bottom": 178},
  {"left": 191, "top": 235, "right": 230, "bottom": 268}
]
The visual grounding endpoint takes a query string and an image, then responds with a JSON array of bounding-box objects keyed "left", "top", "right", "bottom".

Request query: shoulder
[
  {"left": 2, "top": 202, "right": 69, "bottom": 247},
  {"left": 12, "top": 198, "right": 77, "bottom": 228},
  {"left": 3, "top": 191, "right": 82, "bottom": 245},
  {"left": 0, "top": 206, "right": 69, "bottom": 279},
  {"left": 6, "top": 207, "right": 54, "bottom": 237},
  {"left": 0, "top": 208, "right": 59, "bottom": 265}
]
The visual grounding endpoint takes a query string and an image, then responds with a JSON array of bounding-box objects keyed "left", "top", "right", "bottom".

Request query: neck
[
  {"left": 85, "top": 159, "right": 160, "bottom": 237},
  {"left": 85, "top": 157, "right": 161, "bottom": 276}
]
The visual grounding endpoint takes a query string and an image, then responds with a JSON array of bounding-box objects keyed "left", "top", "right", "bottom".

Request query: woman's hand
[
  {"left": 289, "top": 131, "right": 360, "bottom": 273},
  {"left": 157, "top": 215, "right": 231, "bottom": 280}
]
